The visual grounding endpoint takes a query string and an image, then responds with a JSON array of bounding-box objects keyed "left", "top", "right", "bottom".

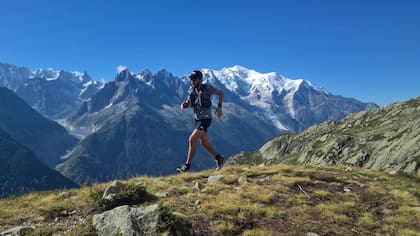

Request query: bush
[{"left": 89, "top": 184, "right": 157, "bottom": 211}]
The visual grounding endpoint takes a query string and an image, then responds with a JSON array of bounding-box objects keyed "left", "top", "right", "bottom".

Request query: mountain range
[
  {"left": 57, "top": 66, "right": 377, "bottom": 184},
  {"left": 1, "top": 62, "right": 378, "bottom": 185},
  {"left": 0, "top": 62, "right": 104, "bottom": 120}
]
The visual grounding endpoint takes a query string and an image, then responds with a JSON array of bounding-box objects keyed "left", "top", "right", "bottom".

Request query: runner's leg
[
  {"left": 187, "top": 129, "right": 205, "bottom": 164},
  {"left": 200, "top": 133, "right": 218, "bottom": 157}
]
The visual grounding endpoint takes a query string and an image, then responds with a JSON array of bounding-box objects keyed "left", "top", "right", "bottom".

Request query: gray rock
[
  {"left": 208, "top": 175, "right": 225, "bottom": 183},
  {"left": 306, "top": 233, "right": 319, "bottom": 236},
  {"left": 388, "top": 170, "right": 398, "bottom": 175},
  {"left": 194, "top": 182, "right": 204, "bottom": 192},
  {"left": 103, "top": 181, "right": 125, "bottom": 200},
  {"left": 238, "top": 176, "right": 248, "bottom": 185},
  {"left": 155, "top": 192, "right": 169, "bottom": 198},
  {"left": 58, "top": 191, "right": 71, "bottom": 199},
  {"left": 93, "top": 204, "right": 160, "bottom": 236},
  {"left": 0, "top": 226, "right": 34, "bottom": 236},
  {"left": 172, "top": 211, "right": 189, "bottom": 219}
]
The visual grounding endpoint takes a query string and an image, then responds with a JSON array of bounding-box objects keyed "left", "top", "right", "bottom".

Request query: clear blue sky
[{"left": 1, "top": 0, "right": 419, "bottom": 106}]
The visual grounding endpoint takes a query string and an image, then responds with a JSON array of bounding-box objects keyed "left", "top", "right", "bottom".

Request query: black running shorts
[{"left": 195, "top": 119, "right": 212, "bottom": 132}]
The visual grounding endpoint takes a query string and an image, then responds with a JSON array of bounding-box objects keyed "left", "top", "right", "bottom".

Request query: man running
[{"left": 177, "top": 70, "right": 225, "bottom": 173}]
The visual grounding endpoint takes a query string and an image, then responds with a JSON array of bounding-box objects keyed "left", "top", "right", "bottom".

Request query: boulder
[
  {"left": 93, "top": 204, "right": 160, "bottom": 236},
  {"left": 0, "top": 226, "right": 34, "bottom": 236}
]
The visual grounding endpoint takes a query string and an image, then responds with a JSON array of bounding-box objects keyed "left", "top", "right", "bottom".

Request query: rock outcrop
[
  {"left": 228, "top": 97, "right": 420, "bottom": 176},
  {"left": 93, "top": 204, "right": 160, "bottom": 236}
]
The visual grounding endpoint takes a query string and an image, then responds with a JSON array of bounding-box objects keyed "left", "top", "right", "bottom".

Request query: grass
[{"left": 0, "top": 164, "right": 419, "bottom": 235}]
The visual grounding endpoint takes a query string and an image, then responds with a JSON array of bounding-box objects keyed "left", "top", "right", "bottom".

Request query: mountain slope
[
  {"left": 1, "top": 164, "right": 419, "bottom": 235},
  {"left": 228, "top": 97, "right": 420, "bottom": 176},
  {"left": 0, "top": 128, "right": 78, "bottom": 199},
  {"left": 0, "top": 87, "right": 78, "bottom": 167}
]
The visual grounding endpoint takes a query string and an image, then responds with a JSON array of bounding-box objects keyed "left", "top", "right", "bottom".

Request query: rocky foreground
[{"left": 0, "top": 164, "right": 419, "bottom": 235}]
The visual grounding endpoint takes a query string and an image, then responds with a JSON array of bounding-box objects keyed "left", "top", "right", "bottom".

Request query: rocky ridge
[{"left": 228, "top": 97, "right": 420, "bottom": 176}]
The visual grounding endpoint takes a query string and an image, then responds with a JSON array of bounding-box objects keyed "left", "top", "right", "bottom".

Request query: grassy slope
[{"left": 0, "top": 164, "right": 419, "bottom": 236}]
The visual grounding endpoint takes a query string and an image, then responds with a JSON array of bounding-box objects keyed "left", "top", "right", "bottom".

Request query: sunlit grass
[{"left": 0, "top": 164, "right": 419, "bottom": 235}]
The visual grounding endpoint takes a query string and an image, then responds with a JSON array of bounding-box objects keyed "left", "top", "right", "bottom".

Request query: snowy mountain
[
  {"left": 204, "top": 65, "right": 377, "bottom": 132},
  {"left": 0, "top": 62, "right": 104, "bottom": 120},
  {"left": 0, "top": 62, "right": 31, "bottom": 89}
]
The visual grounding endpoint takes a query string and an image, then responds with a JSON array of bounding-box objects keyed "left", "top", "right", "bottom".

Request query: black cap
[{"left": 189, "top": 70, "right": 203, "bottom": 81}]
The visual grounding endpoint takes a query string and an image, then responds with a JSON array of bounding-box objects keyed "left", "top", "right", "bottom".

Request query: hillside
[
  {"left": 228, "top": 97, "right": 420, "bottom": 177},
  {"left": 0, "top": 164, "right": 419, "bottom": 235},
  {"left": 0, "top": 87, "right": 78, "bottom": 167},
  {"left": 0, "top": 128, "right": 78, "bottom": 199}
]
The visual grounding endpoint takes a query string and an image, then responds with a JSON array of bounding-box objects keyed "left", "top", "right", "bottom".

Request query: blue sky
[{"left": 1, "top": 0, "right": 419, "bottom": 106}]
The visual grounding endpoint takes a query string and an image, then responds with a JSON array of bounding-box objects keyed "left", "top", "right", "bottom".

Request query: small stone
[
  {"left": 345, "top": 167, "right": 353, "bottom": 172},
  {"left": 381, "top": 208, "right": 394, "bottom": 215},
  {"left": 238, "top": 176, "right": 248, "bottom": 185},
  {"left": 172, "top": 212, "right": 188, "bottom": 219},
  {"left": 208, "top": 175, "right": 225, "bottom": 183},
  {"left": 102, "top": 181, "right": 125, "bottom": 200},
  {"left": 155, "top": 192, "right": 169, "bottom": 198},
  {"left": 136, "top": 182, "right": 147, "bottom": 187},
  {"left": 257, "top": 176, "right": 271, "bottom": 183},
  {"left": 412, "top": 207, "right": 420, "bottom": 212},
  {"left": 194, "top": 182, "right": 204, "bottom": 191},
  {"left": 343, "top": 187, "right": 351, "bottom": 192},
  {"left": 0, "top": 226, "right": 34, "bottom": 236},
  {"left": 58, "top": 191, "right": 71, "bottom": 199},
  {"left": 68, "top": 210, "right": 77, "bottom": 215},
  {"left": 388, "top": 170, "right": 398, "bottom": 175}
]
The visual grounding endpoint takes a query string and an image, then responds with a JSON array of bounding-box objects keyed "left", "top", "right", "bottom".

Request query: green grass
[{"left": 0, "top": 164, "right": 419, "bottom": 235}]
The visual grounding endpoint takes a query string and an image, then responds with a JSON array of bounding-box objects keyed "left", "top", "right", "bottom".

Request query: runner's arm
[
  {"left": 214, "top": 89, "right": 224, "bottom": 108},
  {"left": 214, "top": 89, "right": 224, "bottom": 117},
  {"left": 180, "top": 97, "right": 190, "bottom": 110}
]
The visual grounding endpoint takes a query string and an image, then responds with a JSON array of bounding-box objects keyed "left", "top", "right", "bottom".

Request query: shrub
[{"left": 89, "top": 184, "right": 157, "bottom": 211}]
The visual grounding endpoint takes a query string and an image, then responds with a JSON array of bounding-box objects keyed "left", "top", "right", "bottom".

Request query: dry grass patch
[
  {"left": 242, "top": 228, "right": 278, "bottom": 236},
  {"left": 385, "top": 206, "right": 420, "bottom": 230},
  {"left": 316, "top": 202, "right": 351, "bottom": 224},
  {"left": 358, "top": 211, "right": 379, "bottom": 229},
  {"left": 1, "top": 163, "right": 419, "bottom": 235}
]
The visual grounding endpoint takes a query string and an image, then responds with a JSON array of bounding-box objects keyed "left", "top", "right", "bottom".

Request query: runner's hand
[
  {"left": 180, "top": 102, "right": 188, "bottom": 110},
  {"left": 215, "top": 108, "right": 222, "bottom": 117}
]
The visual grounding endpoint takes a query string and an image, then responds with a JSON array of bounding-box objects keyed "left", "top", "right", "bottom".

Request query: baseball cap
[{"left": 189, "top": 70, "right": 203, "bottom": 81}]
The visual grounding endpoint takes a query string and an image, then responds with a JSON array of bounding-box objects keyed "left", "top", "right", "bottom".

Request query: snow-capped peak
[
  {"left": 203, "top": 66, "right": 291, "bottom": 99},
  {"left": 117, "top": 65, "right": 128, "bottom": 73},
  {"left": 201, "top": 65, "right": 331, "bottom": 130}
]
